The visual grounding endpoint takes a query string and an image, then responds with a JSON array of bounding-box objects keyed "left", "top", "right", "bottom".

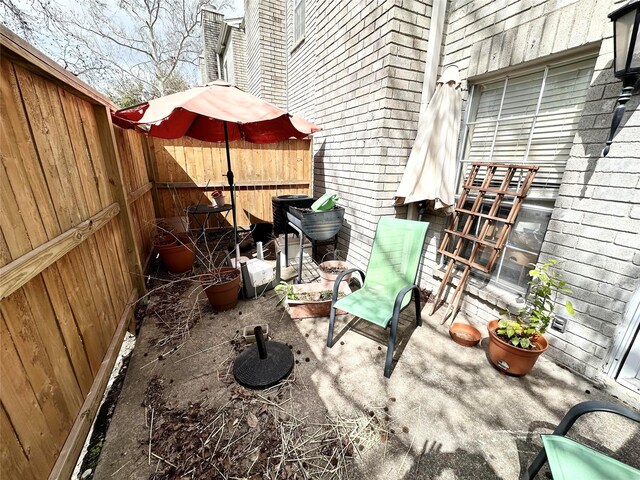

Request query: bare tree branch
[{"left": 22, "top": 0, "right": 232, "bottom": 106}]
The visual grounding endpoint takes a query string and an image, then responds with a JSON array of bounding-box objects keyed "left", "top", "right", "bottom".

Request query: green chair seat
[
  {"left": 333, "top": 285, "right": 399, "bottom": 328},
  {"left": 326, "top": 217, "right": 429, "bottom": 377},
  {"left": 542, "top": 435, "right": 640, "bottom": 480}
]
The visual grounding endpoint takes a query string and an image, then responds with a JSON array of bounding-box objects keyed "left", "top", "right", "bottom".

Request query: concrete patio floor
[{"left": 93, "top": 275, "right": 640, "bottom": 479}]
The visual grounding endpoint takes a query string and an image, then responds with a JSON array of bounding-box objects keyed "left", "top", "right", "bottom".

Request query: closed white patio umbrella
[{"left": 395, "top": 65, "right": 462, "bottom": 210}]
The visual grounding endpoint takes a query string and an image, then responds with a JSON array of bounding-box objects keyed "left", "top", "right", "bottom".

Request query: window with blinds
[
  {"left": 458, "top": 55, "right": 596, "bottom": 293},
  {"left": 294, "top": 0, "right": 305, "bottom": 44}
]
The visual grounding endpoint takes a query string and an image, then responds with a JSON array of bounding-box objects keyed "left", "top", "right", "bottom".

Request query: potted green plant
[
  {"left": 487, "top": 259, "right": 575, "bottom": 376},
  {"left": 275, "top": 280, "right": 350, "bottom": 319}
]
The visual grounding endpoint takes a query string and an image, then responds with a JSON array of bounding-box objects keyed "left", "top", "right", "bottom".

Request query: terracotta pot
[
  {"left": 174, "top": 232, "right": 193, "bottom": 245},
  {"left": 154, "top": 234, "right": 177, "bottom": 252},
  {"left": 318, "top": 260, "right": 352, "bottom": 282},
  {"left": 449, "top": 323, "right": 481, "bottom": 347},
  {"left": 158, "top": 243, "right": 195, "bottom": 274},
  {"left": 486, "top": 320, "right": 548, "bottom": 376},
  {"left": 201, "top": 268, "right": 241, "bottom": 311},
  {"left": 286, "top": 281, "right": 350, "bottom": 319}
]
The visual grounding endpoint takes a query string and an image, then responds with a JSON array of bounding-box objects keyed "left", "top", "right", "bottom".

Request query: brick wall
[
  {"left": 246, "top": 0, "right": 262, "bottom": 96},
  {"left": 245, "top": 0, "right": 287, "bottom": 107},
  {"left": 201, "top": 8, "right": 224, "bottom": 83},
  {"left": 231, "top": 28, "right": 248, "bottom": 90},
  {"left": 276, "top": 0, "right": 639, "bottom": 382},
  {"left": 281, "top": 0, "right": 639, "bottom": 382},
  {"left": 285, "top": 0, "right": 434, "bottom": 269},
  {"left": 430, "top": 0, "right": 640, "bottom": 381}
]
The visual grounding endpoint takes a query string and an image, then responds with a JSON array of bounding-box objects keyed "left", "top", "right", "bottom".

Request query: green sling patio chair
[
  {"left": 326, "top": 217, "right": 429, "bottom": 378},
  {"left": 523, "top": 400, "right": 640, "bottom": 480}
]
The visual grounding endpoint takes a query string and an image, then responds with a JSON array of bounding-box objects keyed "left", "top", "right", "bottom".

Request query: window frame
[
  {"left": 293, "top": 0, "right": 306, "bottom": 46},
  {"left": 455, "top": 54, "right": 597, "bottom": 294}
]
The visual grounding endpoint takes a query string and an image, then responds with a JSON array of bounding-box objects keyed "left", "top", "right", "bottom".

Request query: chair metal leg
[
  {"left": 384, "top": 285, "right": 420, "bottom": 378},
  {"left": 384, "top": 313, "right": 399, "bottom": 378},
  {"left": 414, "top": 287, "right": 422, "bottom": 327},
  {"left": 327, "top": 304, "right": 336, "bottom": 348}
]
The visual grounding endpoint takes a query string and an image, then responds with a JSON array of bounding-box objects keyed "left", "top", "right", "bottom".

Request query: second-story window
[{"left": 294, "top": 0, "right": 305, "bottom": 44}]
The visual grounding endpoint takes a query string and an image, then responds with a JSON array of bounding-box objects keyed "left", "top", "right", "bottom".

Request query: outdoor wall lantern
[{"left": 604, "top": 0, "right": 640, "bottom": 156}]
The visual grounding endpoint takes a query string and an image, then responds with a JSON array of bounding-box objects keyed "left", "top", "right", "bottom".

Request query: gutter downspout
[
  {"left": 407, "top": 0, "right": 448, "bottom": 220},
  {"left": 216, "top": 21, "right": 230, "bottom": 81}
]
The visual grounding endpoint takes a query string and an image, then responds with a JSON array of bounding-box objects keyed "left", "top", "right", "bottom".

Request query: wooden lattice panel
[{"left": 432, "top": 163, "right": 539, "bottom": 320}]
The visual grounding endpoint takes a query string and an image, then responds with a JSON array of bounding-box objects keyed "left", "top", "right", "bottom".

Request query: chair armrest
[
  {"left": 392, "top": 285, "right": 419, "bottom": 319},
  {"left": 522, "top": 401, "right": 640, "bottom": 480},
  {"left": 331, "top": 268, "right": 365, "bottom": 303},
  {"left": 552, "top": 401, "right": 640, "bottom": 436}
]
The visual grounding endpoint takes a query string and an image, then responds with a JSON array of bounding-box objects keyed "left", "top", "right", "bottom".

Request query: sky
[
  {"left": 228, "top": 0, "right": 244, "bottom": 17},
  {"left": 3, "top": 0, "right": 247, "bottom": 93}
]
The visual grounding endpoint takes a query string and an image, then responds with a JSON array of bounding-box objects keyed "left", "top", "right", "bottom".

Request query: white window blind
[
  {"left": 294, "top": 0, "right": 305, "bottom": 44},
  {"left": 462, "top": 57, "right": 596, "bottom": 199},
  {"left": 457, "top": 56, "right": 596, "bottom": 292}
]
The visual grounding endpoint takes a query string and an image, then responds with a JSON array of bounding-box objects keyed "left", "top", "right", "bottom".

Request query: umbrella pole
[{"left": 223, "top": 122, "right": 238, "bottom": 247}]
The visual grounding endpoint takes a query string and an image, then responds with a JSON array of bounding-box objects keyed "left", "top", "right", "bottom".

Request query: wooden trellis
[{"left": 431, "top": 162, "right": 539, "bottom": 320}]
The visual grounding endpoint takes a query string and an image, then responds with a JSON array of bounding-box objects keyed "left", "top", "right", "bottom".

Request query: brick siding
[
  {"left": 231, "top": 28, "right": 248, "bottom": 90},
  {"left": 285, "top": 0, "right": 434, "bottom": 269},
  {"left": 433, "top": 0, "right": 640, "bottom": 381},
  {"left": 201, "top": 8, "right": 224, "bottom": 83},
  {"left": 245, "top": 0, "right": 287, "bottom": 107},
  {"left": 207, "top": 0, "right": 640, "bottom": 383}
]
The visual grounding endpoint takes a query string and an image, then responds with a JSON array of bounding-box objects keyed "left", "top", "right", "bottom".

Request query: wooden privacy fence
[
  {"left": 114, "top": 127, "right": 156, "bottom": 270},
  {"left": 0, "top": 27, "right": 153, "bottom": 479},
  {"left": 0, "top": 25, "right": 312, "bottom": 480},
  {"left": 149, "top": 136, "right": 312, "bottom": 228}
]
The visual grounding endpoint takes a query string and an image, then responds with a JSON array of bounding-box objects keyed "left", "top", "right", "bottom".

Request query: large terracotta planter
[
  {"left": 154, "top": 234, "right": 177, "bottom": 251},
  {"left": 286, "top": 281, "right": 350, "bottom": 319},
  {"left": 158, "top": 242, "right": 195, "bottom": 274},
  {"left": 486, "top": 320, "right": 548, "bottom": 376},
  {"left": 201, "top": 268, "right": 241, "bottom": 311},
  {"left": 318, "top": 260, "right": 352, "bottom": 283}
]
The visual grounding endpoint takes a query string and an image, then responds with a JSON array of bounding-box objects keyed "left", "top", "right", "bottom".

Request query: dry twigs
[{"left": 143, "top": 365, "right": 392, "bottom": 479}]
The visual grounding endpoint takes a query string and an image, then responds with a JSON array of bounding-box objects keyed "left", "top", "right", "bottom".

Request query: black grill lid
[{"left": 233, "top": 327, "right": 294, "bottom": 389}]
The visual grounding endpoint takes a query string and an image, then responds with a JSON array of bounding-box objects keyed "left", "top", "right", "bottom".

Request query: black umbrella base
[{"left": 233, "top": 339, "right": 294, "bottom": 389}]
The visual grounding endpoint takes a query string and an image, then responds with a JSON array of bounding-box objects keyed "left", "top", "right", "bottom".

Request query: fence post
[
  {"left": 93, "top": 104, "right": 146, "bottom": 297},
  {"left": 308, "top": 138, "right": 314, "bottom": 197}
]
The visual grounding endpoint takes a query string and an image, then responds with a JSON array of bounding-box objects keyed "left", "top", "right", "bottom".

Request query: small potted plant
[
  {"left": 211, "top": 190, "right": 225, "bottom": 207},
  {"left": 487, "top": 259, "right": 575, "bottom": 376},
  {"left": 275, "top": 280, "right": 349, "bottom": 319}
]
